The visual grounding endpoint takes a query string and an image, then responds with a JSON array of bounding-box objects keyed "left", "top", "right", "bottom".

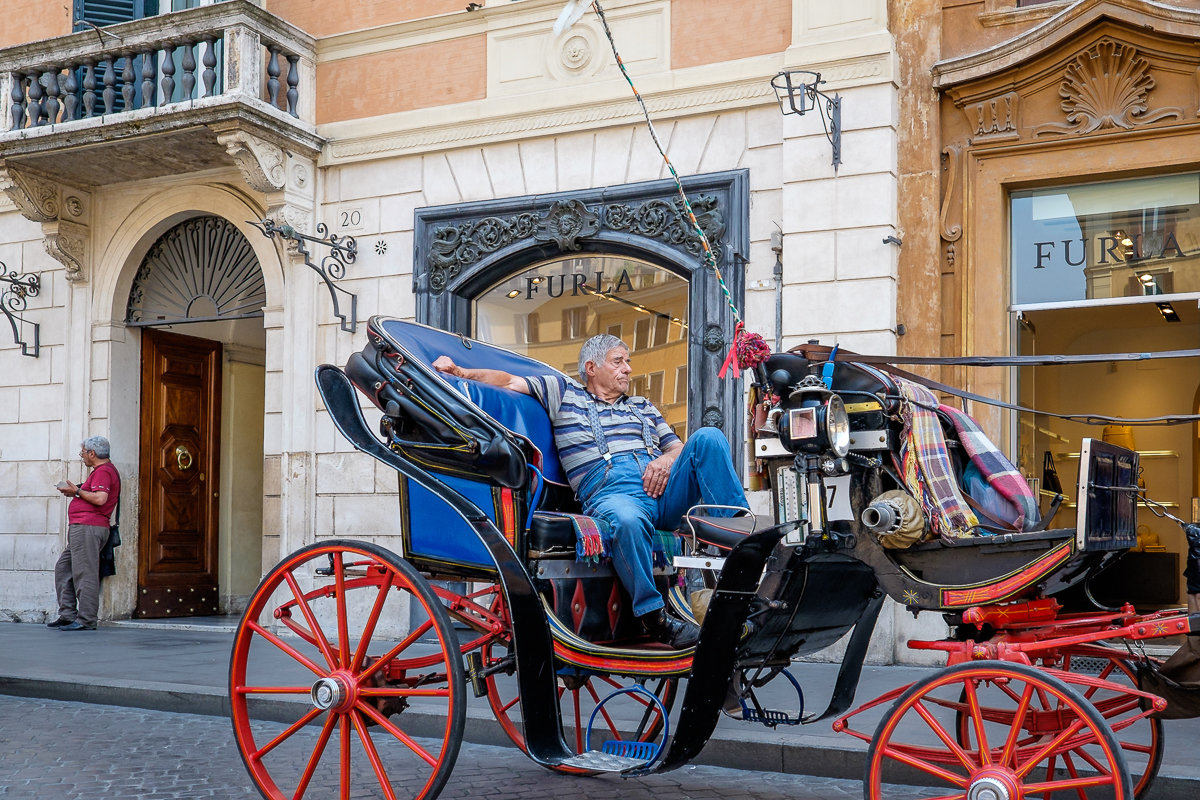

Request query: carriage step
[
  {"left": 558, "top": 749, "right": 649, "bottom": 772},
  {"left": 740, "top": 704, "right": 802, "bottom": 726},
  {"left": 601, "top": 740, "right": 658, "bottom": 761}
]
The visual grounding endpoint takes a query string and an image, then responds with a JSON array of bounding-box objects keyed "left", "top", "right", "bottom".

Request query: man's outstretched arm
[{"left": 433, "top": 355, "right": 530, "bottom": 395}]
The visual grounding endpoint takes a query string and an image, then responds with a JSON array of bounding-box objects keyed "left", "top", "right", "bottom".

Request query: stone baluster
[
  {"left": 26, "top": 71, "right": 44, "bottom": 125},
  {"left": 43, "top": 69, "right": 59, "bottom": 124},
  {"left": 181, "top": 41, "right": 196, "bottom": 100},
  {"left": 82, "top": 60, "right": 97, "bottom": 117},
  {"left": 121, "top": 53, "right": 135, "bottom": 109},
  {"left": 266, "top": 45, "right": 280, "bottom": 108},
  {"left": 101, "top": 56, "right": 115, "bottom": 114},
  {"left": 286, "top": 54, "right": 299, "bottom": 117},
  {"left": 62, "top": 66, "right": 79, "bottom": 121},
  {"left": 160, "top": 45, "right": 176, "bottom": 102},
  {"left": 201, "top": 36, "right": 218, "bottom": 97},
  {"left": 9, "top": 73, "right": 26, "bottom": 130},
  {"left": 140, "top": 48, "right": 156, "bottom": 107}
]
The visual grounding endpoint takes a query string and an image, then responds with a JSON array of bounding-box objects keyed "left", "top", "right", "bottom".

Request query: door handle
[{"left": 175, "top": 444, "right": 194, "bottom": 471}]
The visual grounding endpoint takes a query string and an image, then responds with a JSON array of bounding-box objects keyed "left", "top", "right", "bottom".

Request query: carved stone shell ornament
[{"left": 1034, "top": 39, "right": 1181, "bottom": 136}]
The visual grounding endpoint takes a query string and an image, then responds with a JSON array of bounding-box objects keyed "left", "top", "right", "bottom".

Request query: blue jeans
[{"left": 575, "top": 427, "right": 748, "bottom": 617}]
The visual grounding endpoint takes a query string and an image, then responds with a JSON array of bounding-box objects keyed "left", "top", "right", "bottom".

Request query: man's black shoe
[
  {"left": 58, "top": 621, "right": 96, "bottom": 631},
  {"left": 639, "top": 608, "right": 700, "bottom": 649},
  {"left": 45, "top": 617, "right": 73, "bottom": 628}
]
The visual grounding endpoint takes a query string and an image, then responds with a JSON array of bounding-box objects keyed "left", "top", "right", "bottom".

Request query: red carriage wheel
[
  {"left": 476, "top": 591, "right": 677, "bottom": 760},
  {"left": 230, "top": 540, "right": 465, "bottom": 800},
  {"left": 1059, "top": 647, "right": 1164, "bottom": 800},
  {"left": 867, "top": 660, "right": 1132, "bottom": 800}
]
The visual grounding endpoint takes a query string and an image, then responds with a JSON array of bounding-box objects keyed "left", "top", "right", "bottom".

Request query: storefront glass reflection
[
  {"left": 474, "top": 255, "right": 690, "bottom": 436},
  {"left": 1011, "top": 174, "right": 1200, "bottom": 306}
]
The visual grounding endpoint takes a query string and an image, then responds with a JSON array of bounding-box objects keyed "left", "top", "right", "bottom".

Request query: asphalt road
[{"left": 0, "top": 696, "right": 936, "bottom": 800}]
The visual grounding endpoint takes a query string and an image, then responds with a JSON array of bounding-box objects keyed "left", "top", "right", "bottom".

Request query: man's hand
[
  {"left": 432, "top": 356, "right": 459, "bottom": 377},
  {"left": 643, "top": 453, "right": 676, "bottom": 498},
  {"left": 56, "top": 481, "right": 78, "bottom": 498}
]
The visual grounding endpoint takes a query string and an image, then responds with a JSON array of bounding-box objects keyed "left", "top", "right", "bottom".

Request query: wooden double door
[{"left": 135, "top": 329, "right": 222, "bottom": 618}]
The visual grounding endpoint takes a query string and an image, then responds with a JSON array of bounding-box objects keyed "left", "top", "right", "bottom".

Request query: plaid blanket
[
  {"left": 939, "top": 404, "right": 1040, "bottom": 531},
  {"left": 894, "top": 378, "right": 978, "bottom": 541},
  {"left": 537, "top": 512, "right": 681, "bottom": 567}
]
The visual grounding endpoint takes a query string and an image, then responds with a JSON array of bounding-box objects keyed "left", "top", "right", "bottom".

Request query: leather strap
[{"left": 790, "top": 344, "right": 1200, "bottom": 425}]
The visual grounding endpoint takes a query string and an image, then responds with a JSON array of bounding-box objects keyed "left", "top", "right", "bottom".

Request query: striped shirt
[{"left": 524, "top": 374, "right": 680, "bottom": 491}]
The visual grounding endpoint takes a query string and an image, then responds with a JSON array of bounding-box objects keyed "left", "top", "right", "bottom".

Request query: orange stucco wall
[
  {"left": 670, "top": 0, "right": 790, "bottom": 69},
  {"left": 315, "top": 35, "right": 486, "bottom": 124},
  {"left": 266, "top": 0, "right": 465, "bottom": 38},
  {"left": 1, "top": 1, "right": 73, "bottom": 49}
]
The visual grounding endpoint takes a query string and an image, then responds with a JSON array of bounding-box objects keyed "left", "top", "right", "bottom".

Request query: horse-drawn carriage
[{"left": 229, "top": 316, "right": 1200, "bottom": 800}]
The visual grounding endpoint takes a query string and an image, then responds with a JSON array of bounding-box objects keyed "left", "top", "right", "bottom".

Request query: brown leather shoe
[{"left": 638, "top": 608, "right": 700, "bottom": 649}]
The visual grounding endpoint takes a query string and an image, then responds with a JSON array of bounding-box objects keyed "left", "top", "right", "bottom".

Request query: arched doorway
[
  {"left": 414, "top": 170, "right": 749, "bottom": 448},
  {"left": 126, "top": 215, "right": 267, "bottom": 618}
]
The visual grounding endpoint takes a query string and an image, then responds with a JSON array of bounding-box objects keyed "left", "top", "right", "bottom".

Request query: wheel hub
[
  {"left": 311, "top": 675, "right": 352, "bottom": 712},
  {"left": 967, "top": 773, "right": 1017, "bottom": 800}
]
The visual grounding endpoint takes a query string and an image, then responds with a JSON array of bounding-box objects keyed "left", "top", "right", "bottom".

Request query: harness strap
[{"left": 792, "top": 344, "right": 1200, "bottom": 426}]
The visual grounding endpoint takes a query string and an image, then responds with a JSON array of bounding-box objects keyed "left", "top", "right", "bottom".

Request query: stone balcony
[{"left": 0, "top": 0, "right": 320, "bottom": 190}]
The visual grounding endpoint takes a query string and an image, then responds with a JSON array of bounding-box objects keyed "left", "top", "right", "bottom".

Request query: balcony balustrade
[{"left": 0, "top": 0, "right": 319, "bottom": 188}]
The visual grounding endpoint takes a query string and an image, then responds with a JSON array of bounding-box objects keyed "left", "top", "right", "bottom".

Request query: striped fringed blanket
[
  {"left": 939, "top": 404, "right": 1040, "bottom": 531},
  {"left": 894, "top": 377, "right": 979, "bottom": 541},
  {"left": 538, "top": 512, "right": 681, "bottom": 567}
]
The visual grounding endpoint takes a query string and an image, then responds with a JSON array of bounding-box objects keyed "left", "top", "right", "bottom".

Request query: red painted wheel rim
[{"left": 229, "top": 541, "right": 464, "bottom": 800}]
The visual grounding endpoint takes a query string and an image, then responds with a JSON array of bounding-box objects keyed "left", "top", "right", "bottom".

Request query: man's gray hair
[
  {"left": 577, "top": 334, "right": 629, "bottom": 383},
  {"left": 82, "top": 436, "right": 110, "bottom": 459}
]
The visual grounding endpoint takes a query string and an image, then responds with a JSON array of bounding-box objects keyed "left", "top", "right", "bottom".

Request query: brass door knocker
[{"left": 175, "top": 444, "right": 194, "bottom": 471}]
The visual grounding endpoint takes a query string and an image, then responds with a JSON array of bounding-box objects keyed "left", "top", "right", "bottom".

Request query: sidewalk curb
[{"left": 3, "top": 673, "right": 1198, "bottom": 799}]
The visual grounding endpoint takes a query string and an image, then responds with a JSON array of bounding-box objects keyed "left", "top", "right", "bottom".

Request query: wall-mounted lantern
[{"left": 771, "top": 70, "right": 843, "bottom": 172}]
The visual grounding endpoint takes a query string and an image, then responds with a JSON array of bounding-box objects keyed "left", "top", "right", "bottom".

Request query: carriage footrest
[
  {"left": 601, "top": 739, "right": 658, "bottom": 761},
  {"left": 559, "top": 749, "right": 648, "bottom": 772},
  {"left": 740, "top": 703, "right": 803, "bottom": 726}
]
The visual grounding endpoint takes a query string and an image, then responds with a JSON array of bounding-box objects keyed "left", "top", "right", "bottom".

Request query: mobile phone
[{"left": 56, "top": 481, "right": 71, "bottom": 490}]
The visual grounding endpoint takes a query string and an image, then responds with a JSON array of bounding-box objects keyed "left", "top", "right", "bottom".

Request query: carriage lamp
[
  {"left": 771, "top": 70, "right": 843, "bottom": 171},
  {"left": 778, "top": 377, "right": 851, "bottom": 458}
]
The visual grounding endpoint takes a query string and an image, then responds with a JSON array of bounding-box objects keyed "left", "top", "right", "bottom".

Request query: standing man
[
  {"left": 435, "top": 334, "right": 748, "bottom": 648},
  {"left": 48, "top": 436, "right": 120, "bottom": 632}
]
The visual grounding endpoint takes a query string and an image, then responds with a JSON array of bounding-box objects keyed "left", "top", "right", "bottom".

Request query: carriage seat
[{"left": 528, "top": 511, "right": 682, "bottom": 566}]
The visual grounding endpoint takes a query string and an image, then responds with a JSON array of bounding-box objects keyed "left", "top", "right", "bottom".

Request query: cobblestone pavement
[{"left": 0, "top": 697, "right": 935, "bottom": 800}]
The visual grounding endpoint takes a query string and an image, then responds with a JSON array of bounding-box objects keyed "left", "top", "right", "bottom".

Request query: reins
[{"left": 788, "top": 344, "right": 1200, "bottom": 426}]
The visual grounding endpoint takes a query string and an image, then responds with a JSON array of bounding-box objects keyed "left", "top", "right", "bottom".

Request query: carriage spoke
[
  {"left": 293, "top": 713, "right": 338, "bottom": 800},
  {"left": 1015, "top": 718, "right": 1086, "bottom": 780},
  {"left": 356, "top": 700, "right": 440, "bottom": 766},
  {"left": 284, "top": 570, "right": 339, "bottom": 671},
  {"left": 351, "top": 570, "right": 395, "bottom": 673},
  {"left": 333, "top": 552, "right": 351, "bottom": 669},
  {"left": 913, "top": 699, "right": 975, "bottom": 771},
  {"left": 351, "top": 709, "right": 400, "bottom": 800},
  {"left": 963, "top": 679, "right": 991, "bottom": 766},
  {"left": 999, "top": 682, "right": 1035, "bottom": 768},
  {"left": 878, "top": 741, "right": 971, "bottom": 786},
  {"left": 339, "top": 715, "right": 351, "bottom": 800},
  {"left": 358, "top": 619, "right": 436, "bottom": 683},
  {"left": 249, "top": 708, "right": 324, "bottom": 761},
  {"left": 245, "top": 619, "right": 327, "bottom": 677}
]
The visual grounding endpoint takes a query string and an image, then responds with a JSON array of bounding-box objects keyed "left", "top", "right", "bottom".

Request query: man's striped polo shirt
[{"left": 524, "top": 374, "right": 680, "bottom": 491}]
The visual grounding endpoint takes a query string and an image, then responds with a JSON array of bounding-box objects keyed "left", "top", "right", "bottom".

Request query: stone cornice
[
  {"left": 932, "top": 0, "right": 1200, "bottom": 90},
  {"left": 320, "top": 51, "right": 892, "bottom": 165}
]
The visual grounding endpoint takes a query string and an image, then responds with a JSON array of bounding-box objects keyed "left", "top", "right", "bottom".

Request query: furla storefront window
[
  {"left": 1011, "top": 173, "right": 1200, "bottom": 306},
  {"left": 474, "top": 255, "right": 689, "bottom": 434}
]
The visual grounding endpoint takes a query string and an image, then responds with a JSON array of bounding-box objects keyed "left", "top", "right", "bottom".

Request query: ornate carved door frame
[{"left": 413, "top": 170, "right": 749, "bottom": 453}]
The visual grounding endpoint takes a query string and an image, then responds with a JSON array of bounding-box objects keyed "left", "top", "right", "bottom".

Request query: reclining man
[{"left": 434, "top": 333, "right": 749, "bottom": 649}]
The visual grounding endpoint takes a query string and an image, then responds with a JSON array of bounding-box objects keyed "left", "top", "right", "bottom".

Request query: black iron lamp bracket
[
  {"left": 0, "top": 262, "right": 40, "bottom": 357},
  {"left": 250, "top": 218, "right": 359, "bottom": 334},
  {"left": 771, "top": 70, "right": 843, "bottom": 172}
]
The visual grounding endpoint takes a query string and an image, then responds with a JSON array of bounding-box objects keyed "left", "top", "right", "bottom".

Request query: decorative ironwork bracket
[
  {"left": 772, "top": 70, "right": 843, "bottom": 172},
  {"left": 0, "top": 262, "right": 41, "bottom": 357},
  {"left": 250, "top": 218, "right": 359, "bottom": 333}
]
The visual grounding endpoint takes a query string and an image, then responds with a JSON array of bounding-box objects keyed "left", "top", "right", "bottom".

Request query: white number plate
[{"left": 824, "top": 474, "right": 853, "bottom": 521}]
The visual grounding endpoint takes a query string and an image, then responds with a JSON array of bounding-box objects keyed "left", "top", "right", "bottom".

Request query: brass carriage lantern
[{"left": 771, "top": 70, "right": 843, "bottom": 172}]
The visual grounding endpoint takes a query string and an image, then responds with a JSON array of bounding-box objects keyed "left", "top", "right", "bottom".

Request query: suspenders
[{"left": 583, "top": 393, "right": 657, "bottom": 463}]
